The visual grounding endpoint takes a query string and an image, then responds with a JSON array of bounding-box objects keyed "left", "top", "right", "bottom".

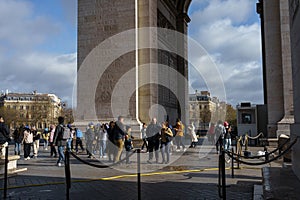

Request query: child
[{"left": 124, "top": 126, "right": 134, "bottom": 164}]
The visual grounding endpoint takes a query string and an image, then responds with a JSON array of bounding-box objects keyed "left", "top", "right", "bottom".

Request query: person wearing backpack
[
  {"left": 160, "top": 121, "right": 173, "bottom": 164},
  {"left": 215, "top": 120, "right": 226, "bottom": 154},
  {"left": 53, "top": 116, "right": 67, "bottom": 166},
  {"left": 0, "top": 116, "right": 11, "bottom": 157}
]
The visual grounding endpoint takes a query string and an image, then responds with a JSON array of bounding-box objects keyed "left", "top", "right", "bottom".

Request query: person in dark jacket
[
  {"left": 0, "top": 116, "right": 10, "bottom": 156},
  {"left": 146, "top": 118, "right": 161, "bottom": 164},
  {"left": 113, "top": 116, "right": 126, "bottom": 162},
  {"left": 13, "top": 125, "right": 24, "bottom": 155},
  {"left": 53, "top": 116, "right": 67, "bottom": 166}
]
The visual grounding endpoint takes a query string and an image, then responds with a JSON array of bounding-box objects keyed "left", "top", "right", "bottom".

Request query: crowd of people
[{"left": 0, "top": 114, "right": 233, "bottom": 166}]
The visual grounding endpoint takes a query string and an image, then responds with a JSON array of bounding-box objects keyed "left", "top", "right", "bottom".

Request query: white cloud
[
  {"left": 188, "top": 0, "right": 263, "bottom": 106},
  {"left": 0, "top": 0, "right": 76, "bottom": 105}
]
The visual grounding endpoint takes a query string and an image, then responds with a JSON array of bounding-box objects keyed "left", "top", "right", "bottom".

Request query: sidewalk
[{"left": 0, "top": 140, "right": 280, "bottom": 199}]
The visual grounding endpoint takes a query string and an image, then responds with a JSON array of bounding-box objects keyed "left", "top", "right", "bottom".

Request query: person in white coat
[{"left": 188, "top": 123, "right": 198, "bottom": 148}]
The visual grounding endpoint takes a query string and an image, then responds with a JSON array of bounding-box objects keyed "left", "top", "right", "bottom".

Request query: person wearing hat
[{"left": 223, "top": 121, "right": 232, "bottom": 151}]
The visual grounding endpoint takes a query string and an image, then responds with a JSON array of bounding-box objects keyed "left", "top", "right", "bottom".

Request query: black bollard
[
  {"left": 231, "top": 148, "right": 234, "bottom": 178},
  {"left": 221, "top": 150, "right": 226, "bottom": 200},
  {"left": 3, "top": 146, "right": 8, "bottom": 199},
  {"left": 137, "top": 149, "right": 141, "bottom": 200},
  {"left": 64, "top": 150, "right": 71, "bottom": 200}
]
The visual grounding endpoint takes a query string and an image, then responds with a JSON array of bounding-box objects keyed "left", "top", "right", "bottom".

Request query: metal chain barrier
[
  {"left": 65, "top": 148, "right": 142, "bottom": 200},
  {"left": 225, "top": 137, "right": 298, "bottom": 166},
  {"left": 247, "top": 132, "right": 264, "bottom": 140},
  {"left": 228, "top": 137, "right": 291, "bottom": 159},
  {"left": 69, "top": 149, "right": 137, "bottom": 169}
]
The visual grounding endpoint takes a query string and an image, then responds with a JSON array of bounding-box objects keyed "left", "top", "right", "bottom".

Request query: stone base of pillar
[
  {"left": 291, "top": 123, "right": 300, "bottom": 181},
  {"left": 276, "top": 115, "right": 294, "bottom": 137}
]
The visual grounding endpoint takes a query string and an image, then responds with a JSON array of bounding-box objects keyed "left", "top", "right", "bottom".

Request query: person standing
[
  {"left": 22, "top": 126, "right": 33, "bottom": 160},
  {"left": 207, "top": 123, "right": 215, "bottom": 145},
  {"left": 75, "top": 128, "right": 84, "bottom": 153},
  {"left": 223, "top": 122, "right": 231, "bottom": 151},
  {"left": 85, "top": 123, "right": 95, "bottom": 158},
  {"left": 174, "top": 119, "right": 186, "bottom": 151},
  {"left": 188, "top": 123, "right": 198, "bottom": 148},
  {"left": 160, "top": 122, "right": 173, "bottom": 164},
  {"left": 49, "top": 124, "right": 57, "bottom": 157},
  {"left": 140, "top": 123, "right": 148, "bottom": 151},
  {"left": 0, "top": 116, "right": 11, "bottom": 157},
  {"left": 113, "top": 116, "right": 126, "bottom": 162},
  {"left": 146, "top": 118, "right": 161, "bottom": 164},
  {"left": 106, "top": 121, "right": 115, "bottom": 162},
  {"left": 13, "top": 125, "right": 24, "bottom": 155},
  {"left": 32, "top": 126, "right": 40, "bottom": 158},
  {"left": 42, "top": 128, "right": 49, "bottom": 150},
  {"left": 53, "top": 116, "right": 67, "bottom": 166},
  {"left": 215, "top": 120, "right": 226, "bottom": 153},
  {"left": 124, "top": 126, "right": 134, "bottom": 164},
  {"left": 99, "top": 124, "right": 108, "bottom": 159}
]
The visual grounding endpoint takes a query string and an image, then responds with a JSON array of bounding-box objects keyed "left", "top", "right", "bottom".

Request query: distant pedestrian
[
  {"left": 32, "top": 126, "right": 41, "bottom": 158},
  {"left": 0, "top": 116, "right": 11, "bottom": 157},
  {"left": 188, "top": 123, "right": 198, "bottom": 148},
  {"left": 215, "top": 120, "right": 226, "bottom": 153},
  {"left": 140, "top": 123, "right": 148, "bottom": 151},
  {"left": 85, "top": 123, "right": 95, "bottom": 158},
  {"left": 207, "top": 123, "right": 215, "bottom": 145},
  {"left": 75, "top": 128, "right": 84, "bottom": 153},
  {"left": 113, "top": 116, "right": 126, "bottom": 162},
  {"left": 223, "top": 122, "right": 231, "bottom": 151},
  {"left": 174, "top": 119, "right": 186, "bottom": 151},
  {"left": 160, "top": 122, "right": 173, "bottom": 164},
  {"left": 22, "top": 126, "right": 33, "bottom": 160},
  {"left": 146, "top": 117, "right": 161, "bottom": 164},
  {"left": 99, "top": 124, "right": 108, "bottom": 159},
  {"left": 124, "top": 126, "right": 134, "bottom": 164},
  {"left": 49, "top": 124, "right": 57, "bottom": 157},
  {"left": 53, "top": 116, "right": 68, "bottom": 166},
  {"left": 42, "top": 128, "right": 49, "bottom": 150},
  {"left": 13, "top": 125, "right": 24, "bottom": 155},
  {"left": 106, "top": 121, "right": 116, "bottom": 162}
]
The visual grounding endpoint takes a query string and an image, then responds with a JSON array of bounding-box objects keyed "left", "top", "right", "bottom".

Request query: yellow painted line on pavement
[{"left": 0, "top": 167, "right": 233, "bottom": 190}]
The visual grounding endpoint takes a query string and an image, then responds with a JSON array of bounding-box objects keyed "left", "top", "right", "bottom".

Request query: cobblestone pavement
[{"left": 0, "top": 138, "right": 281, "bottom": 199}]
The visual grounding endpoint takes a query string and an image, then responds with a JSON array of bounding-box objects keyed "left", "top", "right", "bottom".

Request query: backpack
[{"left": 61, "top": 125, "right": 71, "bottom": 140}]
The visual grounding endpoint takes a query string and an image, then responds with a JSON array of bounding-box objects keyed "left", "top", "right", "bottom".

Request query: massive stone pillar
[
  {"left": 261, "top": 0, "right": 294, "bottom": 138},
  {"left": 76, "top": 0, "right": 191, "bottom": 131},
  {"left": 289, "top": 0, "right": 300, "bottom": 180},
  {"left": 276, "top": 0, "right": 294, "bottom": 136}
]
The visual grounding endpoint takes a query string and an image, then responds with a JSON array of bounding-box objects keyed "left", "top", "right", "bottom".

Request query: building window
[
  {"left": 26, "top": 106, "right": 29, "bottom": 110},
  {"left": 242, "top": 113, "right": 252, "bottom": 124},
  {"left": 6, "top": 105, "right": 10, "bottom": 109},
  {"left": 20, "top": 105, "right": 24, "bottom": 110},
  {"left": 13, "top": 105, "right": 17, "bottom": 110}
]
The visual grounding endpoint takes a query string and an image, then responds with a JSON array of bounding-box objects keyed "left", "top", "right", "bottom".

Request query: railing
[
  {"left": 218, "top": 135, "right": 299, "bottom": 200},
  {"left": 64, "top": 148, "right": 143, "bottom": 200}
]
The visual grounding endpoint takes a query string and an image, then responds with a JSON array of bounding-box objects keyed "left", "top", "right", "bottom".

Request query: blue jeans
[
  {"left": 67, "top": 138, "right": 72, "bottom": 150},
  {"left": 99, "top": 140, "right": 107, "bottom": 157},
  {"left": 161, "top": 142, "right": 171, "bottom": 163},
  {"left": 57, "top": 146, "right": 65, "bottom": 164},
  {"left": 15, "top": 142, "right": 21, "bottom": 154},
  {"left": 224, "top": 138, "right": 231, "bottom": 151}
]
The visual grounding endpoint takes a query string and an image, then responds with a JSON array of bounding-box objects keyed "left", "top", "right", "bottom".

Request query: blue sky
[{"left": 0, "top": 0, "right": 263, "bottom": 107}]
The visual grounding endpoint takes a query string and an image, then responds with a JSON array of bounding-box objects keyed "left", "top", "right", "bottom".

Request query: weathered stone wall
[
  {"left": 77, "top": 0, "right": 190, "bottom": 126},
  {"left": 263, "top": 0, "right": 284, "bottom": 138},
  {"left": 289, "top": 0, "right": 300, "bottom": 180}
]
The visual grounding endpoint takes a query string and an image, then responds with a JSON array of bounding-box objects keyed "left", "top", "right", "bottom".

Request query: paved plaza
[{"left": 0, "top": 138, "right": 281, "bottom": 200}]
